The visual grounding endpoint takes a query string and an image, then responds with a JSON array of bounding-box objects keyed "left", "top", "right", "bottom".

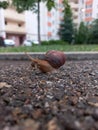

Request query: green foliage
[
  {"left": 12, "top": 0, "right": 36, "bottom": 13},
  {"left": 58, "top": 1, "right": 74, "bottom": 44},
  {"left": 88, "top": 19, "right": 98, "bottom": 44},
  {"left": 75, "top": 22, "right": 89, "bottom": 44},
  {"left": 71, "top": 19, "right": 98, "bottom": 44},
  {"left": 0, "top": 1, "right": 9, "bottom": 9},
  {"left": 45, "top": 0, "right": 55, "bottom": 11},
  {"left": 12, "top": 0, "right": 56, "bottom": 13},
  {"left": 1, "top": 44, "right": 98, "bottom": 52},
  {"left": 41, "top": 40, "right": 68, "bottom": 45},
  {"left": 0, "top": 0, "right": 69, "bottom": 12}
]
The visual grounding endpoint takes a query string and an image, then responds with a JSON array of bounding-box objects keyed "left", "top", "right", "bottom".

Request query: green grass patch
[{"left": 0, "top": 44, "right": 98, "bottom": 53}]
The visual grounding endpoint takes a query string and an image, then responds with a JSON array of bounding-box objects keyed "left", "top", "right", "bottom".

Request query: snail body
[{"left": 25, "top": 50, "right": 66, "bottom": 73}]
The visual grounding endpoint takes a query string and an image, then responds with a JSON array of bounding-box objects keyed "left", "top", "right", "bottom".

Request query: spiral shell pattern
[{"left": 45, "top": 50, "right": 66, "bottom": 69}]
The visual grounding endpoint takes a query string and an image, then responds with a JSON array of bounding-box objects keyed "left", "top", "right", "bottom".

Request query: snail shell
[{"left": 44, "top": 50, "right": 66, "bottom": 69}]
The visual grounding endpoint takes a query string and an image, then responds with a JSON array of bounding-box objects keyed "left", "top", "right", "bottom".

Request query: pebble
[{"left": 0, "top": 60, "right": 98, "bottom": 130}]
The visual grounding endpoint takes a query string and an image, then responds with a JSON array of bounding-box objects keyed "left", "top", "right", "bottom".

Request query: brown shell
[{"left": 45, "top": 50, "right": 66, "bottom": 69}]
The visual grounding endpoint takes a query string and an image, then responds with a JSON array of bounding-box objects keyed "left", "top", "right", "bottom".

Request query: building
[
  {"left": 0, "top": 0, "right": 98, "bottom": 45},
  {"left": 25, "top": 1, "right": 62, "bottom": 41},
  {"left": 19, "top": 0, "right": 98, "bottom": 41},
  {"left": 78, "top": 0, "right": 85, "bottom": 23},
  {"left": 85, "top": 0, "right": 93, "bottom": 25},
  {"left": 78, "top": 0, "right": 98, "bottom": 25},
  {"left": 0, "top": 0, "right": 62, "bottom": 43},
  {"left": 69, "top": 0, "right": 79, "bottom": 27},
  {"left": 0, "top": 0, "right": 26, "bottom": 46},
  {"left": 92, "top": 0, "right": 98, "bottom": 20},
  {"left": 26, "top": 0, "right": 78, "bottom": 41},
  {"left": 0, "top": 0, "right": 81, "bottom": 44}
]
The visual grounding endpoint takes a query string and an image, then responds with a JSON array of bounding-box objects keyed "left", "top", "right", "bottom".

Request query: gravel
[{"left": 0, "top": 60, "right": 98, "bottom": 130}]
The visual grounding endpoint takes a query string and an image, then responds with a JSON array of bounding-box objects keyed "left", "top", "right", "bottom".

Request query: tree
[
  {"left": 75, "top": 22, "right": 89, "bottom": 44},
  {"left": 0, "top": 1, "right": 9, "bottom": 9},
  {"left": 58, "top": 0, "right": 74, "bottom": 44},
  {"left": 88, "top": 19, "right": 98, "bottom": 44}
]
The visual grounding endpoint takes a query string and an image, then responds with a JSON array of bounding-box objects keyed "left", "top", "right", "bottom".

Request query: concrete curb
[{"left": 0, "top": 52, "right": 98, "bottom": 61}]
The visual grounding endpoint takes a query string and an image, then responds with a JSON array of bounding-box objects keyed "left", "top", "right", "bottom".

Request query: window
[
  {"left": 74, "top": 8, "right": 78, "bottom": 11},
  {"left": 86, "top": 4, "right": 92, "bottom": 9},
  {"left": 5, "top": 21, "right": 7, "bottom": 25},
  {"left": 85, "top": 13, "right": 92, "bottom": 17},
  {"left": 18, "top": 23, "right": 22, "bottom": 27}
]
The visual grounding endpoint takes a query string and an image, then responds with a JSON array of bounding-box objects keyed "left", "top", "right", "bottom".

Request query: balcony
[
  {"left": 5, "top": 21, "right": 26, "bottom": 34},
  {"left": 4, "top": 8, "right": 25, "bottom": 23},
  {"left": 73, "top": 11, "right": 78, "bottom": 16},
  {"left": 5, "top": 27, "right": 26, "bottom": 34},
  {"left": 70, "top": 3, "right": 78, "bottom": 9}
]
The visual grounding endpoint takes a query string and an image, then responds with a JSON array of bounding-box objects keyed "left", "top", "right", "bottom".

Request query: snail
[{"left": 25, "top": 50, "right": 66, "bottom": 73}]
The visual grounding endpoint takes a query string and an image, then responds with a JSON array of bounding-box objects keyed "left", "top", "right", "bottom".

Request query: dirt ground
[{"left": 0, "top": 60, "right": 98, "bottom": 130}]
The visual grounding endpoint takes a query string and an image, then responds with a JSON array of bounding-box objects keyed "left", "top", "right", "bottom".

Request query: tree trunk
[{"left": 38, "top": 0, "right": 41, "bottom": 44}]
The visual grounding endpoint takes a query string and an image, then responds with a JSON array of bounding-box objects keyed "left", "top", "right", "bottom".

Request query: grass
[{"left": 0, "top": 44, "right": 98, "bottom": 52}]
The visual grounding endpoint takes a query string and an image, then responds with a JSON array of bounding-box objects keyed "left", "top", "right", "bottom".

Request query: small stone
[
  {"left": 47, "top": 118, "right": 61, "bottom": 130},
  {"left": 74, "top": 121, "right": 81, "bottom": 129},
  {"left": 0, "top": 82, "right": 12, "bottom": 88},
  {"left": 46, "top": 95, "right": 54, "bottom": 99},
  {"left": 23, "top": 119, "right": 40, "bottom": 130},
  {"left": 45, "top": 102, "right": 50, "bottom": 108},
  {"left": 32, "top": 110, "right": 42, "bottom": 119},
  {"left": 92, "top": 109, "right": 98, "bottom": 120}
]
